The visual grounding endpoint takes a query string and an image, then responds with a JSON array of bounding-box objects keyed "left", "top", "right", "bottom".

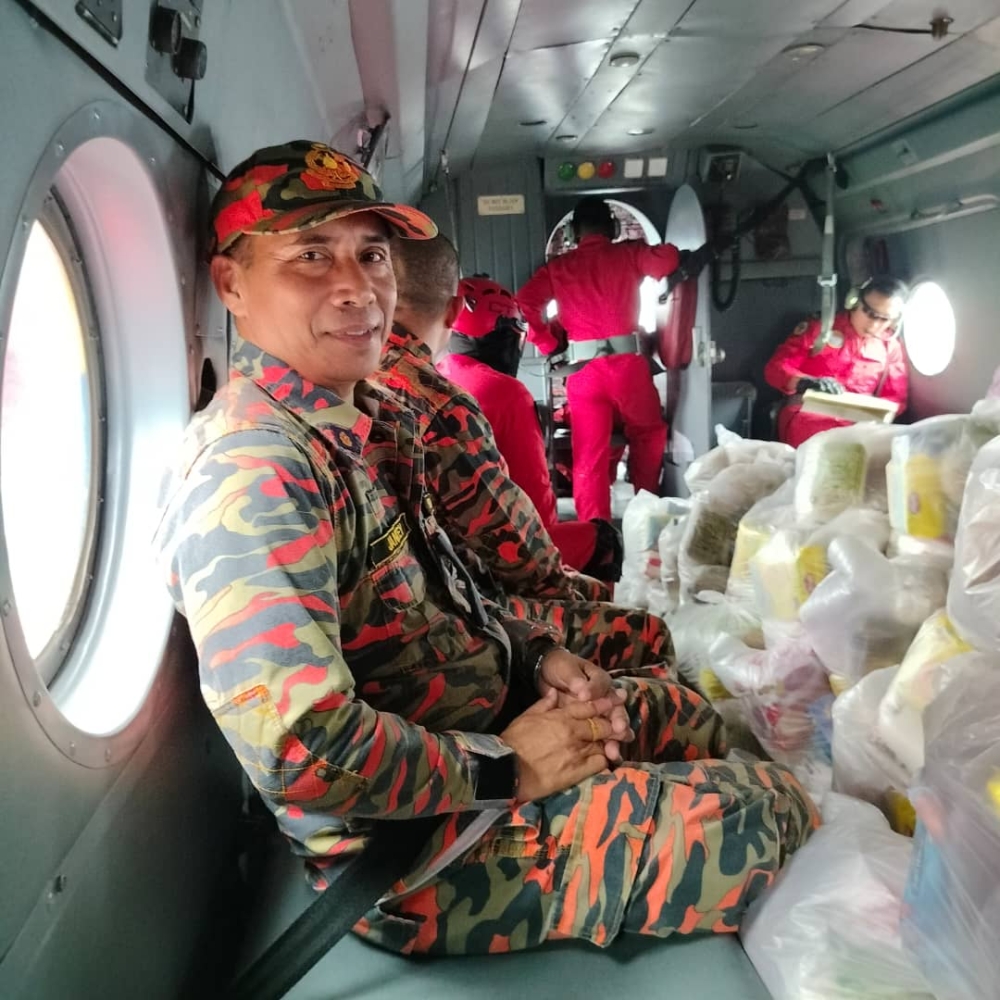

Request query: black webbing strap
[{"left": 227, "top": 816, "right": 441, "bottom": 1000}]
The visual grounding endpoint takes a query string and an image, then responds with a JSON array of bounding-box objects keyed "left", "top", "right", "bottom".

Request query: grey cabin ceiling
[{"left": 285, "top": 0, "right": 1000, "bottom": 198}]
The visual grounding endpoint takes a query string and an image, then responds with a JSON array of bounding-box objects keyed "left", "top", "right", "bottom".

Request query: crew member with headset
[
  {"left": 517, "top": 196, "right": 712, "bottom": 522},
  {"left": 764, "top": 276, "right": 910, "bottom": 447},
  {"left": 438, "top": 275, "right": 623, "bottom": 582}
]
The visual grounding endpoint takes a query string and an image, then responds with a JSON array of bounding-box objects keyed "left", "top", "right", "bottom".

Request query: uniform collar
[
  {"left": 231, "top": 332, "right": 375, "bottom": 453},
  {"left": 577, "top": 233, "right": 611, "bottom": 248},
  {"left": 388, "top": 322, "right": 434, "bottom": 363}
]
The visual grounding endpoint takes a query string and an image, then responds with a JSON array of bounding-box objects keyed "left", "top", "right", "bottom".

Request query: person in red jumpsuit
[
  {"left": 517, "top": 197, "right": 708, "bottom": 521},
  {"left": 438, "top": 276, "right": 622, "bottom": 581},
  {"left": 764, "top": 276, "right": 909, "bottom": 448}
]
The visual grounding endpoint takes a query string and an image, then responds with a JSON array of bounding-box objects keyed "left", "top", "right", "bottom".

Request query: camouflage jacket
[
  {"left": 373, "top": 325, "right": 609, "bottom": 603},
  {"left": 155, "top": 336, "right": 556, "bottom": 861}
]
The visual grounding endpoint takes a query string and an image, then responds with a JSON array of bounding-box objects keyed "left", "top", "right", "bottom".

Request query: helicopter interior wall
[
  {"left": 0, "top": 1, "right": 342, "bottom": 995},
  {"left": 883, "top": 209, "right": 1000, "bottom": 419}
]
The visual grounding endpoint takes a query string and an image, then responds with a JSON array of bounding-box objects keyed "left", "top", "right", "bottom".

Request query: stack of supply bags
[
  {"left": 615, "top": 490, "right": 689, "bottom": 612},
  {"left": 709, "top": 623, "right": 834, "bottom": 801},
  {"left": 902, "top": 669, "right": 1000, "bottom": 1000},
  {"left": 799, "top": 536, "right": 948, "bottom": 693},
  {"left": 741, "top": 793, "right": 935, "bottom": 999},
  {"left": 677, "top": 428, "right": 794, "bottom": 600}
]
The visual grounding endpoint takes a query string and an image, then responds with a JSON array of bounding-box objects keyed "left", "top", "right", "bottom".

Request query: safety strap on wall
[{"left": 811, "top": 152, "right": 839, "bottom": 356}]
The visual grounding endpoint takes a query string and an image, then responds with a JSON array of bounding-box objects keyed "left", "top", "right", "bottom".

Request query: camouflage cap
[{"left": 209, "top": 140, "right": 437, "bottom": 254}]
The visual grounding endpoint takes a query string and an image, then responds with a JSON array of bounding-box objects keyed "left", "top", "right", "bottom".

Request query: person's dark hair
[
  {"left": 393, "top": 233, "right": 460, "bottom": 318},
  {"left": 572, "top": 196, "right": 615, "bottom": 240},
  {"left": 222, "top": 234, "right": 253, "bottom": 267},
  {"left": 865, "top": 276, "right": 909, "bottom": 302}
]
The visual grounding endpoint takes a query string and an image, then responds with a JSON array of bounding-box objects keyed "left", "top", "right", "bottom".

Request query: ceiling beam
[{"left": 348, "top": 0, "right": 430, "bottom": 201}]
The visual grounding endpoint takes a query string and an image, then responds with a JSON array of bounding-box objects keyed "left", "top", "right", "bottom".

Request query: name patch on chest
[{"left": 371, "top": 514, "right": 411, "bottom": 568}]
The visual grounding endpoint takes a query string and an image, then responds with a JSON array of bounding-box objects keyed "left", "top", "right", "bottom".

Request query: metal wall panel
[
  {"left": 0, "top": 0, "right": 333, "bottom": 993},
  {"left": 454, "top": 157, "right": 548, "bottom": 293}
]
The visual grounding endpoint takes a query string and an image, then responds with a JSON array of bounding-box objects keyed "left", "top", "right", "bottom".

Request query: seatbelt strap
[
  {"left": 226, "top": 816, "right": 441, "bottom": 1000},
  {"left": 811, "top": 153, "right": 839, "bottom": 357}
]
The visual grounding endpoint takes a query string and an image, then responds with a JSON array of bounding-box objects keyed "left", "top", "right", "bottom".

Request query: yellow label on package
[
  {"left": 896, "top": 610, "right": 972, "bottom": 710},
  {"left": 730, "top": 523, "right": 772, "bottom": 585},
  {"left": 795, "top": 544, "right": 829, "bottom": 605},
  {"left": 890, "top": 454, "right": 948, "bottom": 539},
  {"left": 884, "top": 788, "right": 917, "bottom": 837}
]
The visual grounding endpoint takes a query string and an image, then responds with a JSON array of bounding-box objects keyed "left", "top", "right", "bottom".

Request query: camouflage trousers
[
  {"left": 506, "top": 596, "right": 676, "bottom": 678},
  {"left": 354, "top": 673, "right": 819, "bottom": 955}
]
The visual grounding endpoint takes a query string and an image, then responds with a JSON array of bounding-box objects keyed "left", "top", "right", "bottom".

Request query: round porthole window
[
  {"left": 904, "top": 281, "right": 956, "bottom": 377},
  {"left": 0, "top": 102, "right": 189, "bottom": 764}
]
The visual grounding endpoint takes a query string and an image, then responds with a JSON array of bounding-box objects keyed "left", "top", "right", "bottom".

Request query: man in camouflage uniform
[
  {"left": 374, "top": 233, "right": 610, "bottom": 604},
  {"left": 155, "top": 140, "right": 818, "bottom": 958},
  {"left": 375, "top": 233, "right": 673, "bottom": 673}
]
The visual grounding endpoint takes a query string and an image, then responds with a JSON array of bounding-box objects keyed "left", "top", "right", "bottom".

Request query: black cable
[
  {"left": 710, "top": 237, "right": 741, "bottom": 312},
  {"left": 10, "top": 0, "right": 225, "bottom": 181}
]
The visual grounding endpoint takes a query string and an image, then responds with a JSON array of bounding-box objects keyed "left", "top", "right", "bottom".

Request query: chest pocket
[{"left": 364, "top": 513, "right": 427, "bottom": 615}]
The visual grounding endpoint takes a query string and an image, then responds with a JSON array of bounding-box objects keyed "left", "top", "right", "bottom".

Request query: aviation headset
[
  {"left": 844, "top": 276, "right": 909, "bottom": 336},
  {"left": 570, "top": 196, "right": 621, "bottom": 243}
]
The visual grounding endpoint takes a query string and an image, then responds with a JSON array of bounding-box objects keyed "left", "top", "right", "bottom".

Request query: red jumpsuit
[
  {"left": 764, "top": 312, "right": 909, "bottom": 448},
  {"left": 436, "top": 351, "right": 600, "bottom": 572},
  {"left": 517, "top": 235, "right": 680, "bottom": 521}
]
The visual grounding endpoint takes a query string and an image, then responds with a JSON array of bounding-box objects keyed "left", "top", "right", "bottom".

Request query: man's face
[
  {"left": 211, "top": 212, "right": 397, "bottom": 397},
  {"left": 850, "top": 289, "right": 903, "bottom": 339}
]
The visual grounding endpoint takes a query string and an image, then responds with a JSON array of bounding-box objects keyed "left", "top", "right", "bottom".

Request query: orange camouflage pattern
[{"left": 156, "top": 333, "right": 818, "bottom": 957}]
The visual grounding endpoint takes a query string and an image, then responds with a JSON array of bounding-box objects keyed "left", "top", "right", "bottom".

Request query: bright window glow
[
  {"left": 1, "top": 221, "right": 94, "bottom": 659},
  {"left": 904, "top": 281, "right": 956, "bottom": 376},
  {"left": 545, "top": 200, "right": 665, "bottom": 334}
]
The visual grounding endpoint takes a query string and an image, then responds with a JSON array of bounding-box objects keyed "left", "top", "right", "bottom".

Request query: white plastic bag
[
  {"left": 678, "top": 460, "right": 790, "bottom": 598},
  {"left": 726, "top": 481, "right": 797, "bottom": 605},
  {"left": 873, "top": 611, "right": 996, "bottom": 779},
  {"left": 902, "top": 670, "right": 1000, "bottom": 1000},
  {"left": 799, "top": 536, "right": 948, "bottom": 689},
  {"left": 617, "top": 491, "right": 689, "bottom": 607},
  {"left": 831, "top": 666, "right": 911, "bottom": 816},
  {"left": 666, "top": 594, "right": 762, "bottom": 693},
  {"left": 947, "top": 434, "right": 1000, "bottom": 649},
  {"left": 741, "top": 793, "right": 935, "bottom": 1000},
  {"left": 709, "top": 626, "right": 834, "bottom": 800},
  {"left": 749, "top": 506, "right": 890, "bottom": 623},
  {"left": 684, "top": 425, "right": 794, "bottom": 495},
  {"left": 887, "top": 414, "right": 988, "bottom": 542},
  {"left": 795, "top": 424, "right": 901, "bottom": 519}
]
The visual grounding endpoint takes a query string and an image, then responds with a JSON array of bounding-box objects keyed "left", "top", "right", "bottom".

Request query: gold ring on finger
[{"left": 587, "top": 717, "right": 601, "bottom": 742}]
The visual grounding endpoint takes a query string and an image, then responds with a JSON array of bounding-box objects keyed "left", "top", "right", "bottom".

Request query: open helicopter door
[{"left": 659, "top": 184, "right": 712, "bottom": 497}]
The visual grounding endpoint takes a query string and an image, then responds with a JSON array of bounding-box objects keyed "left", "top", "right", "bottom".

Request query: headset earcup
[{"left": 844, "top": 287, "right": 860, "bottom": 311}]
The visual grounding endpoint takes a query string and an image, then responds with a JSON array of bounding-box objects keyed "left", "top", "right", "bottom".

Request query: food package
[
  {"left": 741, "top": 793, "right": 936, "bottom": 1000},
  {"left": 678, "top": 461, "right": 790, "bottom": 598},
  {"left": 831, "top": 666, "right": 913, "bottom": 828},
  {"left": 684, "top": 425, "right": 795, "bottom": 495},
  {"left": 902, "top": 670, "right": 1000, "bottom": 1000},
  {"left": 794, "top": 424, "right": 901, "bottom": 519},
  {"left": 886, "top": 414, "right": 993, "bottom": 542},
  {"left": 947, "top": 433, "right": 1000, "bottom": 650},
  {"left": 656, "top": 513, "right": 689, "bottom": 610},
  {"left": 708, "top": 626, "right": 834, "bottom": 800},
  {"left": 725, "top": 482, "right": 796, "bottom": 605},
  {"left": 750, "top": 507, "right": 890, "bottom": 623},
  {"left": 616, "top": 491, "right": 690, "bottom": 607},
  {"left": 799, "top": 536, "right": 948, "bottom": 689},
  {"left": 887, "top": 531, "right": 955, "bottom": 573},
  {"left": 873, "top": 611, "right": 996, "bottom": 780},
  {"left": 666, "top": 594, "right": 762, "bottom": 693}
]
